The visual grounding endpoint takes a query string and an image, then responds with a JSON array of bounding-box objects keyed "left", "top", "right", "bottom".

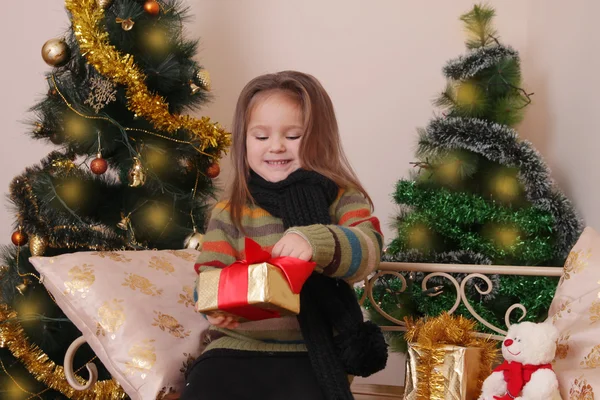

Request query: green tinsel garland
[{"left": 391, "top": 181, "right": 556, "bottom": 265}]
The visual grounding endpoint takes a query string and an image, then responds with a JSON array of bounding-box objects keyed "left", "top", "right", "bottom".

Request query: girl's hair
[{"left": 228, "top": 70, "right": 372, "bottom": 229}]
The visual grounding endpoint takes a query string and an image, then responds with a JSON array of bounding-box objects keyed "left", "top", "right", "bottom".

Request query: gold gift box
[
  {"left": 195, "top": 262, "right": 301, "bottom": 322},
  {"left": 404, "top": 343, "right": 482, "bottom": 400}
]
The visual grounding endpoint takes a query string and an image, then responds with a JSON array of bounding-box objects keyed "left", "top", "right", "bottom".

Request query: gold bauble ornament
[
  {"left": 97, "top": 0, "right": 113, "bottom": 8},
  {"left": 128, "top": 157, "right": 147, "bottom": 187},
  {"left": 41, "top": 38, "right": 70, "bottom": 67},
  {"left": 197, "top": 70, "right": 211, "bottom": 91},
  {"left": 96, "top": 0, "right": 113, "bottom": 10},
  {"left": 184, "top": 232, "right": 204, "bottom": 250},
  {"left": 29, "top": 235, "right": 49, "bottom": 257}
]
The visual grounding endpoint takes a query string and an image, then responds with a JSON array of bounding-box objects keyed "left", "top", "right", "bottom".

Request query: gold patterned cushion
[
  {"left": 30, "top": 249, "right": 208, "bottom": 399},
  {"left": 548, "top": 227, "right": 600, "bottom": 399}
]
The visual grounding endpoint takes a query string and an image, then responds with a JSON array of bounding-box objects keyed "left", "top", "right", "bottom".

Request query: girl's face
[{"left": 246, "top": 91, "right": 304, "bottom": 182}]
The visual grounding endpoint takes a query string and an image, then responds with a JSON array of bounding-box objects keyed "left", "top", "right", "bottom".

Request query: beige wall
[
  {"left": 2, "top": 0, "right": 597, "bottom": 387},
  {"left": 519, "top": 0, "right": 600, "bottom": 232}
]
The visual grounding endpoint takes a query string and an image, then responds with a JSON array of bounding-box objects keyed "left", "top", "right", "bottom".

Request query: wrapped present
[
  {"left": 404, "top": 343, "right": 482, "bottom": 400},
  {"left": 403, "top": 313, "right": 499, "bottom": 400},
  {"left": 196, "top": 238, "right": 315, "bottom": 321}
]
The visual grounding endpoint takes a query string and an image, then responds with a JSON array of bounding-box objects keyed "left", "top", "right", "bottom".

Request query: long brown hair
[{"left": 228, "top": 70, "right": 372, "bottom": 230}]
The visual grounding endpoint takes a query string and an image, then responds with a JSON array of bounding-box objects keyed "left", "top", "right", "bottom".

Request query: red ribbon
[
  {"left": 216, "top": 238, "right": 315, "bottom": 321},
  {"left": 492, "top": 360, "right": 553, "bottom": 400}
]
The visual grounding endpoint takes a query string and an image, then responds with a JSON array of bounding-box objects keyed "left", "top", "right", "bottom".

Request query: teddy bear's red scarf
[{"left": 492, "top": 360, "right": 553, "bottom": 399}]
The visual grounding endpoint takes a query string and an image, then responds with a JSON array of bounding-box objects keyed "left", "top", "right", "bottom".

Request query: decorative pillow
[
  {"left": 547, "top": 227, "right": 600, "bottom": 399},
  {"left": 30, "top": 249, "right": 208, "bottom": 400}
]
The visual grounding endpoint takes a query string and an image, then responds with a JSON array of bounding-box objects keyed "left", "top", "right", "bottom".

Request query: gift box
[
  {"left": 402, "top": 313, "right": 499, "bottom": 400},
  {"left": 196, "top": 238, "right": 315, "bottom": 322},
  {"left": 404, "top": 343, "right": 482, "bottom": 400}
]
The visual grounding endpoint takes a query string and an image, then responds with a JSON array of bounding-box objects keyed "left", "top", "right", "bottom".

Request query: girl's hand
[
  {"left": 271, "top": 233, "right": 313, "bottom": 261},
  {"left": 206, "top": 314, "right": 240, "bottom": 329}
]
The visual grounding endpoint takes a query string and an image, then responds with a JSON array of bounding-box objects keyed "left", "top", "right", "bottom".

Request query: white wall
[{"left": 3, "top": 0, "right": 597, "bottom": 387}]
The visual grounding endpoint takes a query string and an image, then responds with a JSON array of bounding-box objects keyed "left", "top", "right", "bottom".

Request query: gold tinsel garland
[
  {"left": 404, "top": 313, "right": 499, "bottom": 400},
  {"left": 0, "top": 305, "right": 127, "bottom": 400},
  {"left": 64, "top": 0, "right": 231, "bottom": 157}
]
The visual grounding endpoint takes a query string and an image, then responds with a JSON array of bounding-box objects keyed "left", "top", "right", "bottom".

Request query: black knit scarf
[{"left": 248, "top": 169, "right": 388, "bottom": 400}]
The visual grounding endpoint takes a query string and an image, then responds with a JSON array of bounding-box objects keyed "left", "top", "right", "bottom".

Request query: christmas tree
[
  {"left": 0, "top": 0, "right": 230, "bottom": 398},
  {"left": 369, "top": 4, "right": 582, "bottom": 346}
]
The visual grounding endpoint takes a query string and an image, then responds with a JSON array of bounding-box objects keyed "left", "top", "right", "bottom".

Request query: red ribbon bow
[{"left": 217, "top": 238, "right": 315, "bottom": 321}]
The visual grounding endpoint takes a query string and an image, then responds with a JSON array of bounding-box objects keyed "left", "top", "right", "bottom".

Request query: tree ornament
[
  {"left": 128, "top": 157, "right": 147, "bottom": 187},
  {"left": 143, "top": 0, "right": 160, "bottom": 15},
  {"left": 184, "top": 231, "right": 204, "bottom": 250},
  {"left": 11, "top": 229, "right": 28, "bottom": 247},
  {"left": 116, "top": 17, "right": 135, "bottom": 31},
  {"left": 49, "top": 131, "right": 64, "bottom": 145},
  {"left": 117, "top": 213, "right": 131, "bottom": 231},
  {"left": 97, "top": 0, "right": 113, "bottom": 8},
  {"left": 33, "top": 123, "right": 44, "bottom": 134},
  {"left": 206, "top": 162, "right": 220, "bottom": 179},
  {"left": 196, "top": 70, "right": 211, "bottom": 91},
  {"left": 85, "top": 76, "right": 117, "bottom": 114},
  {"left": 90, "top": 153, "right": 108, "bottom": 175},
  {"left": 29, "top": 235, "right": 49, "bottom": 257},
  {"left": 50, "top": 158, "right": 77, "bottom": 177},
  {"left": 16, "top": 280, "right": 30, "bottom": 296},
  {"left": 41, "top": 38, "right": 70, "bottom": 67},
  {"left": 189, "top": 82, "right": 201, "bottom": 95}
]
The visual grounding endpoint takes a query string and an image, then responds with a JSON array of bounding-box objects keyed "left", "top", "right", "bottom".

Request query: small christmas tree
[
  {"left": 369, "top": 4, "right": 582, "bottom": 347},
  {"left": 0, "top": 0, "right": 229, "bottom": 397}
]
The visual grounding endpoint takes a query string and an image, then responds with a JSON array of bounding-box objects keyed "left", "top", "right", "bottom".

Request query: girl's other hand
[
  {"left": 206, "top": 314, "right": 240, "bottom": 329},
  {"left": 271, "top": 233, "right": 313, "bottom": 261}
]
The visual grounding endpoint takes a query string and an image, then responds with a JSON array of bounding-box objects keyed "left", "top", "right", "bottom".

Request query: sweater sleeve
[
  {"left": 286, "top": 188, "right": 383, "bottom": 283},
  {"left": 193, "top": 202, "right": 239, "bottom": 274}
]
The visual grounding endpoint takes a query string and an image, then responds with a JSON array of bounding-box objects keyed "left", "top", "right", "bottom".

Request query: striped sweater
[{"left": 194, "top": 187, "right": 383, "bottom": 353}]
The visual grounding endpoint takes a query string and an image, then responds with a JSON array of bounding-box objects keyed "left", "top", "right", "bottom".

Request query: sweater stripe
[
  {"left": 202, "top": 241, "right": 239, "bottom": 258},
  {"left": 323, "top": 227, "right": 342, "bottom": 276},
  {"left": 339, "top": 227, "right": 362, "bottom": 279},
  {"left": 338, "top": 208, "right": 371, "bottom": 225},
  {"left": 354, "top": 228, "right": 377, "bottom": 282}
]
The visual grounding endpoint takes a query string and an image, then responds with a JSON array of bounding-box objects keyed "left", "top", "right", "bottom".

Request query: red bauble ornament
[
  {"left": 143, "top": 0, "right": 160, "bottom": 15},
  {"left": 11, "top": 230, "right": 28, "bottom": 247},
  {"left": 206, "top": 162, "right": 220, "bottom": 179},
  {"left": 90, "top": 154, "right": 108, "bottom": 175}
]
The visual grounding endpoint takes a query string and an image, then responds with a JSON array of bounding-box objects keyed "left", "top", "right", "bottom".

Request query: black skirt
[{"left": 180, "top": 349, "right": 326, "bottom": 400}]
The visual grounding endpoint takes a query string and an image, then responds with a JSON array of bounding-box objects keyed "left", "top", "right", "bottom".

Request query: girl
[{"left": 183, "top": 71, "right": 387, "bottom": 400}]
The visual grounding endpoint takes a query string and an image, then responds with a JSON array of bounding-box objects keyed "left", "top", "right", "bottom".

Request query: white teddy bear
[{"left": 479, "top": 321, "right": 562, "bottom": 400}]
